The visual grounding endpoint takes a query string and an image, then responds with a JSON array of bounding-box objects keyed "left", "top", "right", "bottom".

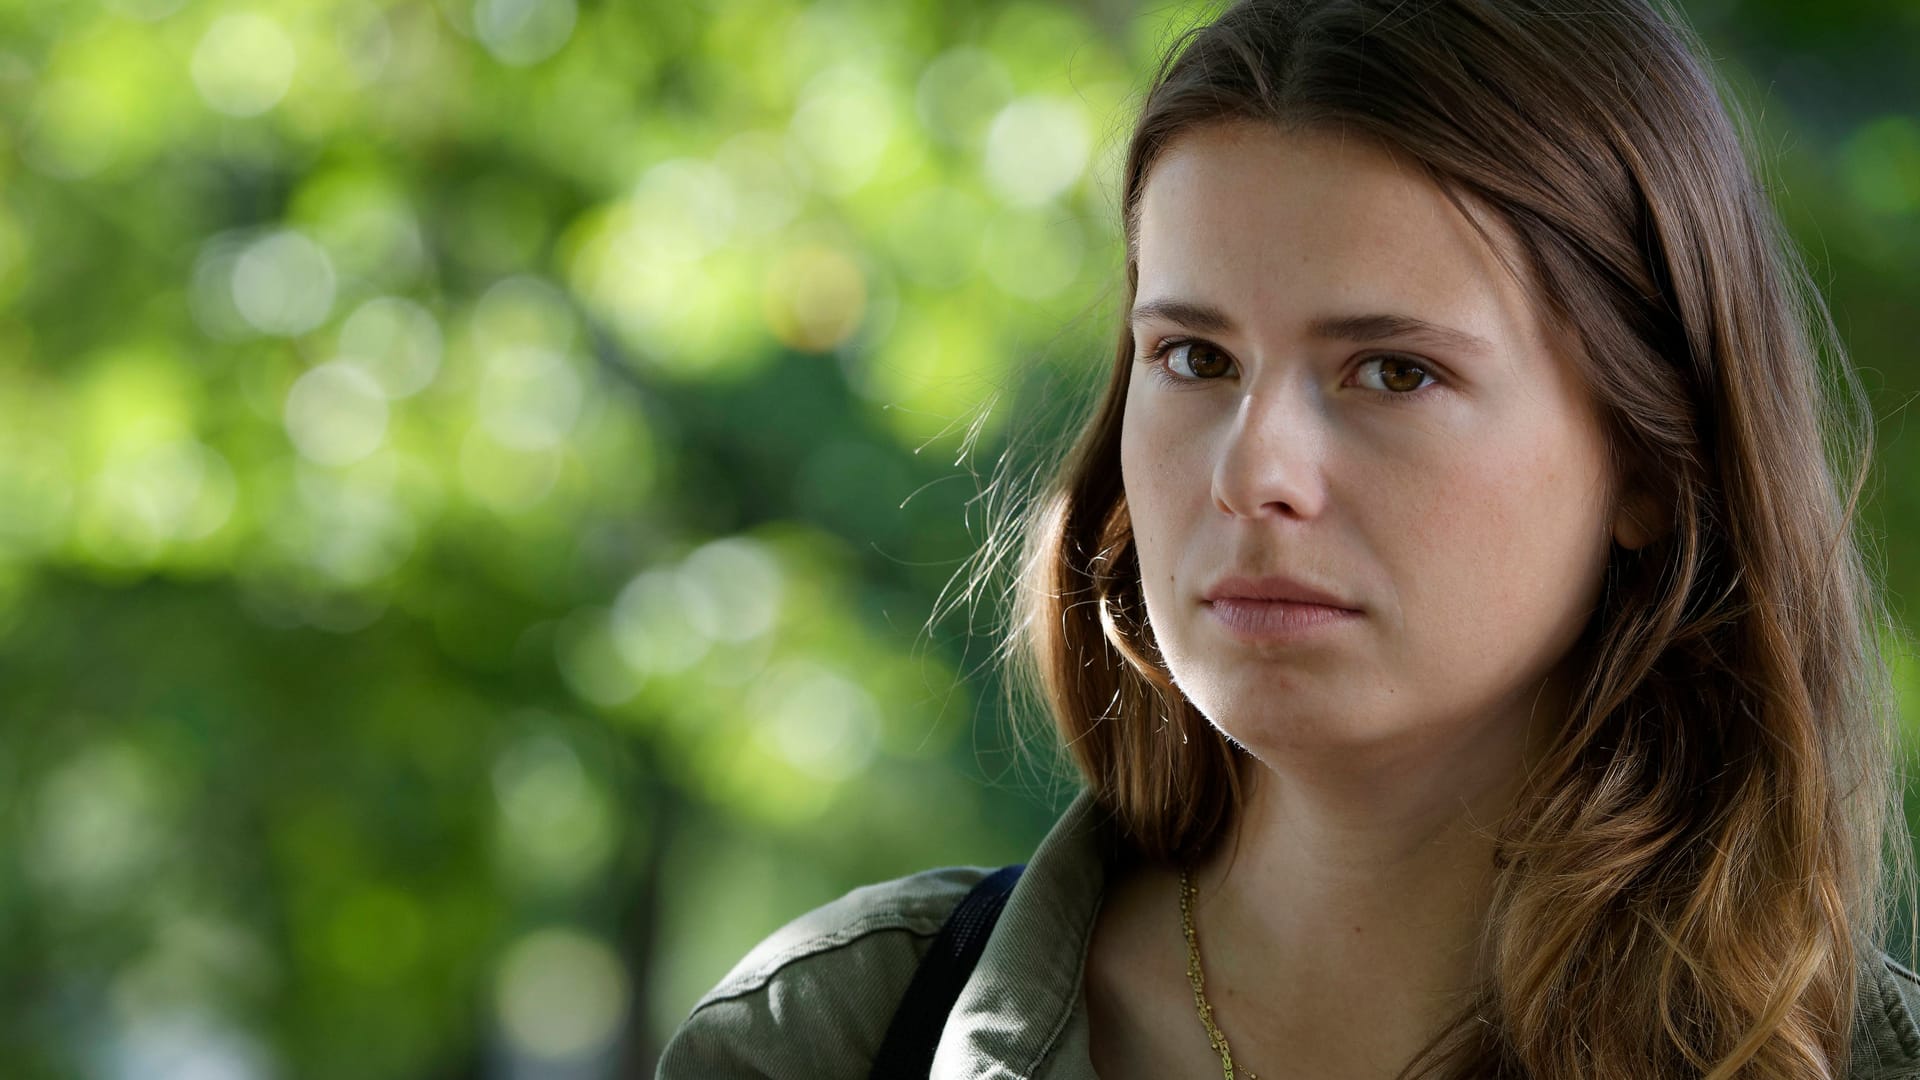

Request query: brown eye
[
  {"left": 1360, "top": 355, "right": 1436, "bottom": 394},
  {"left": 1168, "top": 341, "right": 1233, "bottom": 379}
]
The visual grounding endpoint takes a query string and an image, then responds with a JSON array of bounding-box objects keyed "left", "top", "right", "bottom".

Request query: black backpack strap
[{"left": 866, "top": 862, "right": 1026, "bottom": 1078}]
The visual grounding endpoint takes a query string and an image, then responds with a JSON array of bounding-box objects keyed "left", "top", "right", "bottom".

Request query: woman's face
[{"left": 1122, "top": 122, "right": 1638, "bottom": 779}]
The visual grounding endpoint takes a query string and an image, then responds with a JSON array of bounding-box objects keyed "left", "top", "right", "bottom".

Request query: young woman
[{"left": 657, "top": 0, "right": 1920, "bottom": 1076}]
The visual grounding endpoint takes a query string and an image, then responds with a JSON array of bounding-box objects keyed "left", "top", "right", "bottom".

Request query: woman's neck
[{"left": 1177, "top": 698, "right": 1560, "bottom": 1075}]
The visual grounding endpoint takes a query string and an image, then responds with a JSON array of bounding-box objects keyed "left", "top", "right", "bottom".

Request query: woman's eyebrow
[
  {"left": 1129, "top": 297, "right": 1239, "bottom": 334},
  {"left": 1129, "top": 297, "right": 1494, "bottom": 353}
]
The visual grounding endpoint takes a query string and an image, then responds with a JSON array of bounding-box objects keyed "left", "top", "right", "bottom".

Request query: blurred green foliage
[{"left": 0, "top": 0, "right": 1916, "bottom": 1076}]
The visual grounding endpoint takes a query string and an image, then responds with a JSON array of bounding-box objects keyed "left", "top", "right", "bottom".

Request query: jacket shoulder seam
[
  {"left": 686, "top": 866, "right": 992, "bottom": 1015},
  {"left": 691, "top": 915, "right": 942, "bottom": 1010}
]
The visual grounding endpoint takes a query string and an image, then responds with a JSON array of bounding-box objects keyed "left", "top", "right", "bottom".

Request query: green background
[{"left": 1, "top": 0, "right": 1917, "bottom": 1075}]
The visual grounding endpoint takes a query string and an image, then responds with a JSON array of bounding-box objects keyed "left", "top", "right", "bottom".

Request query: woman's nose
[{"left": 1210, "top": 389, "right": 1330, "bottom": 521}]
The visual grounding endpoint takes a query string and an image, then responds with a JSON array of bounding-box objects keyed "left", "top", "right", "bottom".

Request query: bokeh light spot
[
  {"left": 28, "top": 741, "right": 174, "bottom": 906},
  {"left": 292, "top": 167, "right": 429, "bottom": 290},
  {"left": 609, "top": 568, "right": 714, "bottom": 676},
  {"left": 290, "top": 465, "right": 418, "bottom": 585},
  {"left": 86, "top": 439, "right": 237, "bottom": 557},
  {"left": 492, "top": 734, "right": 617, "bottom": 890},
  {"left": 745, "top": 659, "right": 881, "bottom": 783},
  {"left": 631, "top": 158, "right": 738, "bottom": 264},
  {"left": 915, "top": 47, "right": 1015, "bottom": 149},
  {"left": 338, "top": 297, "right": 443, "bottom": 399},
  {"left": 284, "top": 362, "right": 389, "bottom": 466},
  {"left": 554, "top": 606, "right": 643, "bottom": 708},
  {"left": 107, "top": 1010, "right": 275, "bottom": 1080},
  {"left": 679, "top": 536, "right": 783, "bottom": 643},
  {"left": 189, "top": 231, "right": 254, "bottom": 342},
  {"left": 474, "top": 0, "right": 577, "bottom": 66},
  {"left": 563, "top": 201, "right": 760, "bottom": 380},
  {"left": 494, "top": 928, "right": 628, "bottom": 1062},
  {"left": 477, "top": 347, "right": 584, "bottom": 449},
  {"left": 713, "top": 132, "right": 802, "bottom": 237},
  {"left": 984, "top": 95, "right": 1092, "bottom": 206},
  {"left": 787, "top": 65, "right": 894, "bottom": 196},
  {"left": 472, "top": 274, "right": 578, "bottom": 356},
  {"left": 110, "top": 914, "right": 277, "bottom": 1026},
  {"left": 337, "top": 5, "right": 395, "bottom": 85},
  {"left": 232, "top": 229, "right": 336, "bottom": 337},
  {"left": 761, "top": 245, "right": 866, "bottom": 353},
  {"left": 191, "top": 12, "right": 297, "bottom": 117}
]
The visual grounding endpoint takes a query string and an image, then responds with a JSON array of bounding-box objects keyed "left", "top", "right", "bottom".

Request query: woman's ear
[{"left": 1611, "top": 484, "right": 1670, "bottom": 551}]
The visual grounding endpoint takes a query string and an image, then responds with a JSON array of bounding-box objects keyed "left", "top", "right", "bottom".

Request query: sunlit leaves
[
  {"left": 860, "top": 295, "right": 1010, "bottom": 447},
  {"left": 22, "top": 16, "right": 190, "bottom": 180}
]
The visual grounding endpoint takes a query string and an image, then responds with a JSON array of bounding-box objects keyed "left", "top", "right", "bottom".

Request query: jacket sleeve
[{"left": 654, "top": 867, "right": 989, "bottom": 1080}]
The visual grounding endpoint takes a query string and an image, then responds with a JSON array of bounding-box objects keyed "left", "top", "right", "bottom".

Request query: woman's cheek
[{"left": 1373, "top": 472, "right": 1512, "bottom": 649}]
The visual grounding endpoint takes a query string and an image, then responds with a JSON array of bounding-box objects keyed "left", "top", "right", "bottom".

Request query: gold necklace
[{"left": 1180, "top": 865, "right": 1260, "bottom": 1080}]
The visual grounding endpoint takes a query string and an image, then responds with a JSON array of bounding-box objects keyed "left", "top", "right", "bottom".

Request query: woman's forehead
[{"left": 1132, "top": 124, "right": 1548, "bottom": 358}]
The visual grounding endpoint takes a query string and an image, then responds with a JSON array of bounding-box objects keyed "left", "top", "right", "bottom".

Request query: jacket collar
[
  {"left": 930, "top": 786, "right": 1920, "bottom": 1079},
  {"left": 933, "top": 786, "right": 1111, "bottom": 1078}
]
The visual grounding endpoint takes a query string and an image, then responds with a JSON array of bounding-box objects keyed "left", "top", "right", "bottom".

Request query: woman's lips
[{"left": 1204, "top": 598, "right": 1362, "bottom": 642}]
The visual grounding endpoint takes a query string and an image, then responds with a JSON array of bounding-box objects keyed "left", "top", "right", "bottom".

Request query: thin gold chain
[{"left": 1180, "top": 865, "right": 1259, "bottom": 1080}]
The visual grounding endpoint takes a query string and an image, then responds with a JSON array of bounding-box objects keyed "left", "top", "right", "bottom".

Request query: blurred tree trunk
[{"left": 617, "top": 749, "right": 678, "bottom": 1079}]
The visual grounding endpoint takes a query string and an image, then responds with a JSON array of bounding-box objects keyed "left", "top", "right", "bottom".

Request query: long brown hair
[{"left": 964, "top": 0, "right": 1913, "bottom": 1075}]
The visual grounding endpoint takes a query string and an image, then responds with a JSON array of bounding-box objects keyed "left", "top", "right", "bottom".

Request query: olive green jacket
[{"left": 657, "top": 786, "right": 1920, "bottom": 1079}]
